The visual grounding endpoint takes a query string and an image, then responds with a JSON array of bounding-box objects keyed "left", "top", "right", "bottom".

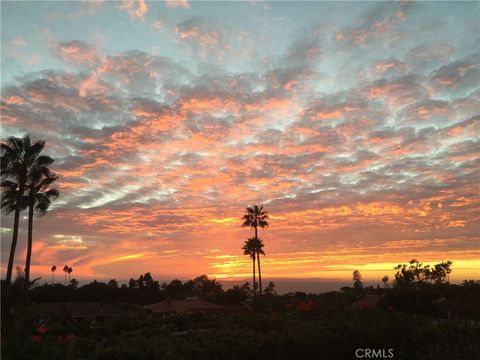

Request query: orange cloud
[
  {"left": 79, "top": 71, "right": 101, "bottom": 97},
  {"left": 52, "top": 40, "right": 100, "bottom": 67},
  {"left": 120, "top": 0, "right": 148, "bottom": 19}
]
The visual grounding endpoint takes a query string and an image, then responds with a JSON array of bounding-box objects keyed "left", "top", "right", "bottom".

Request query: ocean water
[{"left": 219, "top": 278, "right": 356, "bottom": 294}]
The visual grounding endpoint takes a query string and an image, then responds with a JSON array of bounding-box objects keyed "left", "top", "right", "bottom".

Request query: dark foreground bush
[{"left": 2, "top": 308, "right": 480, "bottom": 360}]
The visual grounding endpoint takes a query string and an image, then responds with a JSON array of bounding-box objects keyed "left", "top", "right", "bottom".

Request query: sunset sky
[{"left": 1, "top": 1, "right": 479, "bottom": 284}]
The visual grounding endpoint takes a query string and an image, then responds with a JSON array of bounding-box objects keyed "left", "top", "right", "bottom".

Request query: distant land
[{"left": 45, "top": 277, "right": 384, "bottom": 294}]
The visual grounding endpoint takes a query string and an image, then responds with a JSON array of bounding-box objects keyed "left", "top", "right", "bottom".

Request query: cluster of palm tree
[
  {"left": 1, "top": 135, "right": 59, "bottom": 287},
  {"left": 242, "top": 205, "right": 269, "bottom": 297},
  {"left": 49, "top": 265, "right": 73, "bottom": 285},
  {"left": 63, "top": 265, "right": 73, "bottom": 285}
]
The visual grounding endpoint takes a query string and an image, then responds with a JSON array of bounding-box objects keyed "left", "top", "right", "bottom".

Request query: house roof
[{"left": 351, "top": 295, "right": 381, "bottom": 309}]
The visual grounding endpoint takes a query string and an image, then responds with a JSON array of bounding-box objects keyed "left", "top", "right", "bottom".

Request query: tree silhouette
[
  {"left": 242, "top": 238, "right": 265, "bottom": 297},
  {"left": 431, "top": 261, "right": 452, "bottom": 284},
  {"left": 0, "top": 179, "right": 27, "bottom": 285},
  {"left": 1, "top": 136, "right": 44, "bottom": 284},
  {"left": 382, "top": 275, "right": 389, "bottom": 289},
  {"left": 353, "top": 270, "right": 363, "bottom": 291},
  {"left": 394, "top": 259, "right": 453, "bottom": 287},
  {"left": 51, "top": 265, "right": 57, "bottom": 284},
  {"left": 24, "top": 154, "right": 59, "bottom": 286},
  {"left": 129, "top": 278, "right": 137, "bottom": 289},
  {"left": 108, "top": 279, "right": 119, "bottom": 288},
  {"left": 242, "top": 205, "right": 269, "bottom": 294},
  {"left": 184, "top": 275, "right": 220, "bottom": 299},
  {"left": 252, "top": 237, "right": 265, "bottom": 290},
  {"left": 264, "top": 281, "right": 277, "bottom": 295},
  {"left": 67, "top": 267, "right": 73, "bottom": 283},
  {"left": 63, "top": 265, "right": 69, "bottom": 285},
  {"left": 163, "top": 279, "right": 185, "bottom": 299},
  {"left": 242, "top": 238, "right": 258, "bottom": 297}
]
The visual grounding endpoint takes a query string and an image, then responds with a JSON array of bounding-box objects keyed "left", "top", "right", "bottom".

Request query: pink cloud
[
  {"left": 119, "top": 0, "right": 148, "bottom": 19},
  {"left": 165, "top": 0, "right": 190, "bottom": 9},
  {"left": 78, "top": 71, "right": 105, "bottom": 97},
  {"left": 51, "top": 40, "right": 100, "bottom": 67}
]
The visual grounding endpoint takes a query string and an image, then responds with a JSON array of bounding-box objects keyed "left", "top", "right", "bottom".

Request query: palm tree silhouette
[
  {"left": 1, "top": 135, "right": 45, "bottom": 284},
  {"left": 382, "top": 275, "right": 389, "bottom": 289},
  {"left": 67, "top": 267, "right": 73, "bottom": 283},
  {"left": 24, "top": 156, "right": 59, "bottom": 286},
  {"left": 63, "top": 265, "right": 69, "bottom": 285},
  {"left": 0, "top": 180, "right": 27, "bottom": 284},
  {"left": 242, "top": 205, "right": 269, "bottom": 294},
  {"left": 242, "top": 238, "right": 257, "bottom": 297},
  {"left": 252, "top": 238, "right": 265, "bottom": 294},
  {"left": 51, "top": 265, "right": 57, "bottom": 284}
]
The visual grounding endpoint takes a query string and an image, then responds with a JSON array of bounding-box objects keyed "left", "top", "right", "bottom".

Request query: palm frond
[
  {"left": 1, "top": 155, "right": 10, "bottom": 175},
  {"left": 34, "top": 174, "right": 58, "bottom": 193},
  {"left": 34, "top": 195, "right": 51, "bottom": 216},
  {"left": 241, "top": 204, "right": 269, "bottom": 230},
  {"left": 1, "top": 179, "right": 17, "bottom": 190},
  {"left": 26, "top": 140, "right": 45, "bottom": 163},
  {"left": 258, "top": 219, "right": 269, "bottom": 228},
  {"left": 9, "top": 136, "right": 24, "bottom": 155},
  {"left": 34, "top": 155, "right": 54, "bottom": 168},
  {"left": 22, "top": 135, "right": 31, "bottom": 152},
  {"left": 241, "top": 219, "right": 252, "bottom": 227},
  {"left": 45, "top": 188, "right": 60, "bottom": 199},
  {"left": 242, "top": 238, "right": 258, "bottom": 258},
  {"left": 1, "top": 180, "right": 26, "bottom": 214}
]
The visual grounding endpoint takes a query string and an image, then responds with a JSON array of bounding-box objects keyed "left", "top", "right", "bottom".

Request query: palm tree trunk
[
  {"left": 254, "top": 225, "right": 262, "bottom": 295},
  {"left": 257, "top": 251, "right": 262, "bottom": 295},
  {"left": 51, "top": 272, "right": 54, "bottom": 284},
  {"left": 252, "top": 255, "right": 256, "bottom": 297},
  {"left": 3, "top": 196, "right": 22, "bottom": 334},
  {"left": 24, "top": 198, "right": 34, "bottom": 287},
  {"left": 64, "top": 272, "right": 67, "bottom": 286},
  {"left": 6, "top": 205, "right": 21, "bottom": 284}
]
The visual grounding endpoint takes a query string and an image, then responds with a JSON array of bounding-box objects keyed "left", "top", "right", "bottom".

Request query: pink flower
[
  {"left": 36, "top": 325, "right": 48, "bottom": 335},
  {"left": 32, "top": 334, "right": 42, "bottom": 344},
  {"left": 65, "top": 333, "right": 75, "bottom": 344}
]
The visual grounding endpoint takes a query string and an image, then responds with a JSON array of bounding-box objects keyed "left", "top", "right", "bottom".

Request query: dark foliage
[
  {"left": 3, "top": 301, "right": 480, "bottom": 360},
  {"left": 2, "top": 274, "right": 480, "bottom": 359}
]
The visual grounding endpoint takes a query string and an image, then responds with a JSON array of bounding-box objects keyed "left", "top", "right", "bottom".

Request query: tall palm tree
[
  {"left": 63, "top": 265, "right": 69, "bottom": 285},
  {"left": 51, "top": 265, "right": 57, "bottom": 284},
  {"left": 242, "top": 238, "right": 257, "bottom": 297},
  {"left": 1, "top": 135, "right": 45, "bottom": 284},
  {"left": 242, "top": 205, "right": 269, "bottom": 294},
  {"left": 24, "top": 156, "right": 59, "bottom": 285},
  {"left": 67, "top": 267, "right": 73, "bottom": 283}
]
